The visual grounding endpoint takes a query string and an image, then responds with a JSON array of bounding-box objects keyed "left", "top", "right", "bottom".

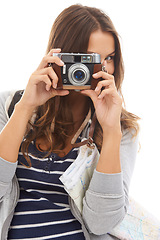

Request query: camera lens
[
  {"left": 74, "top": 70, "right": 85, "bottom": 81},
  {"left": 68, "top": 63, "right": 90, "bottom": 86}
]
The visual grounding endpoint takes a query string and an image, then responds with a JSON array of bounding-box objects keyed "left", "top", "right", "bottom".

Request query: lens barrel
[{"left": 68, "top": 63, "right": 90, "bottom": 86}]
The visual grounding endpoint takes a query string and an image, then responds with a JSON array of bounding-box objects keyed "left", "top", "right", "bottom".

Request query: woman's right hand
[{"left": 18, "top": 48, "right": 69, "bottom": 111}]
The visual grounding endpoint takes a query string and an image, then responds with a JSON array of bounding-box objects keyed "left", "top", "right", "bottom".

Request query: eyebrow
[
  {"left": 107, "top": 50, "right": 116, "bottom": 55},
  {"left": 87, "top": 50, "right": 116, "bottom": 56}
]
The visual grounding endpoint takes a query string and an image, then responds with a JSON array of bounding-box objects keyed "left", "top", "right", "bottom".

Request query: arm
[
  {"left": 0, "top": 48, "right": 69, "bottom": 199},
  {"left": 81, "top": 72, "right": 139, "bottom": 234},
  {"left": 0, "top": 100, "right": 34, "bottom": 163},
  {"left": 0, "top": 95, "right": 33, "bottom": 199},
  {"left": 82, "top": 129, "right": 139, "bottom": 235},
  {"left": 96, "top": 129, "right": 122, "bottom": 174},
  {"left": 0, "top": 91, "right": 19, "bottom": 199},
  {"left": 81, "top": 72, "right": 123, "bottom": 175},
  {"left": 0, "top": 91, "right": 33, "bottom": 199},
  {"left": 0, "top": 48, "right": 68, "bottom": 164}
]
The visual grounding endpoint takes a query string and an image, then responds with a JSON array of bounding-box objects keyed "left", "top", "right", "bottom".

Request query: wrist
[
  {"left": 97, "top": 127, "right": 122, "bottom": 174},
  {"left": 102, "top": 125, "right": 122, "bottom": 138},
  {"left": 15, "top": 101, "right": 35, "bottom": 120},
  {"left": 102, "top": 130, "right": 122, "bottom": 150}
]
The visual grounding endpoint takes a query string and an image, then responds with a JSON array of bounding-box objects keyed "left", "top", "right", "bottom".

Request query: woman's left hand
[{"left": 81, "top": 71, "right": 122, "bottom": 133}]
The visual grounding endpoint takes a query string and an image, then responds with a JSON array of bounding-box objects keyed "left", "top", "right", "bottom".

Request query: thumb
[
  {"left": 53, "top": 89, "right": 70, "bottom": 97},
  {"left": 80, "top": 90, "right": 98, "bottom": 104}
]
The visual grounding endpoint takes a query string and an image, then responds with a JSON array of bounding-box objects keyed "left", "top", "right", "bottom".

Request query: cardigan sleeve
[
  {"left": 82, "top": 128, "right": 139, "bottom": 235},
  {"left": 0, "top": 91, "right": 11, "bottom": 132},
  {"left": 0, "top": 91, "right": 18, "bottom": 200}
]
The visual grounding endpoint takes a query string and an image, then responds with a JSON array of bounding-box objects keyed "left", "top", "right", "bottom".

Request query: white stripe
[
  {"left": 17, "top": 165, "right": 64, "bottom": 175},
  {"left": 18, "top": 152, "right": 49, "bottom": 161},
  {"left": 10, "top": 218, "right": 76, "bottom": 229},
  {"left": 14, "top": 207, "right": 70, "bottom": 215},
  {"left": 72, "top": 147, "right": 79, "bottom": 151},
  {"left": 25, "top": 189, "right": 67, "bottom": 195},
  {"left": 18, "top": 198, "right": 70, "bottom": 209},
  {"left": 9, "top": 229, "right": 83, "bottom": 240},
  {"left": 54, "top": 159, "right": 74, "bottom": 163},
  {"left": 18, "top": 197, "right": 47, "bottom": 202},
  {"left": 18, "top": 178, "right": 63, "bottom": 189},
  {"left": 54, "top": 202, "right": 69, "bottom": 208},
  {"left": 18, "top": 154, "right": 75, "bottom": 164}
]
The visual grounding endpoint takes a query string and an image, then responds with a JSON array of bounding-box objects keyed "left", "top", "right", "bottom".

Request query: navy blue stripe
[
  {"left": 17, "top": 179, "right": 67, "bottom": 194},
  {"left": 9, "top": 222, "right": 83, "bottom": 239},
  {"left": 14, "top": 199, "right": 69, "bottom": 213},
  {"left": 10, "top": 210, "right": 76, "bottom": 225}
]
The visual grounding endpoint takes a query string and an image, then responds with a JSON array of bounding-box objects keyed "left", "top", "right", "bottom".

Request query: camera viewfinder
[{"left": 81, "top": 55, "right": 92, "bottom": 63}]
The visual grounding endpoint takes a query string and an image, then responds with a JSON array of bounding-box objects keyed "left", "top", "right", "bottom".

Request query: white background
[{"left": 0, "top": 0, "right": 160, "bottom": 220}]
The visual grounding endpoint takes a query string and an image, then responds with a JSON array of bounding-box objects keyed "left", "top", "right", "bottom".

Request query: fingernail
[
  {"left": 95, "top": 86, "right": 99, "bottom": 92},
  {"left": 60, "top": 60, "right": 64, "bottom": 66},
  {"left": 93, "top": 73, "right": 98, "bottom": 77},
  {"left": 53, "top": 83, "right": 57, "bottom": 88}
]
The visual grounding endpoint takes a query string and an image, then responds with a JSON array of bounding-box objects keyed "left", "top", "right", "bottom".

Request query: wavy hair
[{"left": 21, "top": 4, "right": 140, "bottom": 166}]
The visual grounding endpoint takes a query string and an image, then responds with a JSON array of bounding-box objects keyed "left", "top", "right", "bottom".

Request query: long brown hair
[{"left": 21, "top": 4, "right": 140, "bottom": 166}]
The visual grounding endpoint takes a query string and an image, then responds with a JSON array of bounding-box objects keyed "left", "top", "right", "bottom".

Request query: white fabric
[{"left": 60, "top": 138, "right": 99, "bottom": 212}]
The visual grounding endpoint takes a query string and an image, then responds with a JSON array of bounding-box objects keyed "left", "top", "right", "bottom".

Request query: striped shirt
[{"left": 7, "top": 139, "right": 85, "bottom": 240}]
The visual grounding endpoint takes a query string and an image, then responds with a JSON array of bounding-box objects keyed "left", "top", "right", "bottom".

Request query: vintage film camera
[{"left": 52, "top": 53, "right": 102, "bottom": 90}]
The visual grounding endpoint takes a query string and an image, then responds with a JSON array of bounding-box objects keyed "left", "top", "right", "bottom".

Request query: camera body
[{"left": 52, "top": 53, "right": 102, "bottom": 90}]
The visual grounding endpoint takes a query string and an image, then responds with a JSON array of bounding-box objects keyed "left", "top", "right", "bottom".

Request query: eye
[{"left": 105, "top": 55, "right": 115, "bottom": 63}]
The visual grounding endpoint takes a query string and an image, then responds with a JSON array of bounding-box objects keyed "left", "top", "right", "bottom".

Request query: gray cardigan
[{"left": 0, "top": 91, "right": 139, "bottom": 240}]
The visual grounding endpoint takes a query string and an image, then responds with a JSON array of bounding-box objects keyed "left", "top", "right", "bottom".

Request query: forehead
[{"left": 87, "top": 30, "right": 115, "bottom": 56}]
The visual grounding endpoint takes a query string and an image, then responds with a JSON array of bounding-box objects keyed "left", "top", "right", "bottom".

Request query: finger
[
  {"left": 53, "top": 89, "right": 70, "bottom": 97},
  {"left": 98, "top": 88, "right": 117, "bottom": 99},
  {"left": 93, "top": 71, "right": 114, "bottom": 80},
  {"left": 31, "top": 74, "right": 52, "bottom": 91},
  {"left": 46, "top": 88, "right": 69, "bottom": 100},
  {"left": 48, "top": 48, "right": 61, "bottom": 56},
  {"left": 37, "top": 54, "right": 64, "bottom": 70},
  {"left": 95, "top": 79, "right": 116, "bottom": 93},
  {"left": 80, "top": 90, "right": 98, "bottom": 103},
  {"left": 34, "top": 67, "right": 58, "bottom": 88}
]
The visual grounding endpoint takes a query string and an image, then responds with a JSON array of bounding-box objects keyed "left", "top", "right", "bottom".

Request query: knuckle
[
  {"left": 44, "top": 75, "right": 49, "bottom": 81},
  {"left": 29, "top": 73, "right": 36, "bottom": 81},
  {"left": 97, "top": 81, "right": 102, "bottom": 87},
  {"left": 31, "top": 71, "right": 37, "bottom": 76},
  {"left": 43, "top": 56, "right": 48, "bottom": 63},
  {"left": 42, "top": 75, "right": 47, "bottom": 81},
  {"left": 109, "top": 77, "right": 115, "bottom": 84},
  {"left": 49, "top": 49, "right": 55, "bottom": 54},
  {"left": 101, "top": 71, "right": 105, "bottom": 76}
]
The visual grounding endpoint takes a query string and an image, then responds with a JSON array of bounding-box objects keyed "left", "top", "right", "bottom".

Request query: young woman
[{"left": 0, "top": 4, "right": 140, "bottom": 240}]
